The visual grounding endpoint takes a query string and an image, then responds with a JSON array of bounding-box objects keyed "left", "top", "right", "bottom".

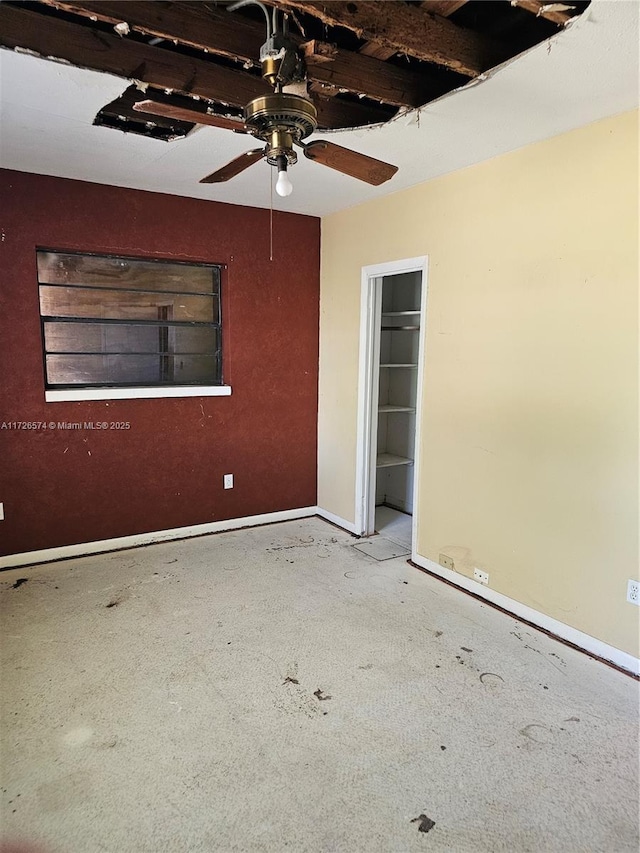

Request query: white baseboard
[
  {"left": 411, "top": 552, "right": 640, "bottom": 677},
  {"left": 6, "top": 514, "right": 634, "bottom": 675},
  {"left": 0, "top": 506, "right": 318, "bottom": 569},
  {"left": 379, "top": 497, "right": 411, "bottom": 514},
  {"left": 315, "top": 506, "right": 360, "bottom": 535}
]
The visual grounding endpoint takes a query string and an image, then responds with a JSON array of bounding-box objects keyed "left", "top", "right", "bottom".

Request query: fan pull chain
[{"left": 269, "top": 164, "right": 274, "bottom": 261}]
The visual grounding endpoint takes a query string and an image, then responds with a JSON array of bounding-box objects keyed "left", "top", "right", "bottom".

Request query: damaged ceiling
[
  {"left": 0, "top": 0, "right": 638, "bottom": 215},
  {"left": 1, "top": 0, "right": 592, "bottom": 137}
]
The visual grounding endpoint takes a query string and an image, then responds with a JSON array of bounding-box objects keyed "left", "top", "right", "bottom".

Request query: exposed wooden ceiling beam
[
  {"left": 314, "top": 95, "right": 395, "bottom": 129},
  {"left": 0, "top": 4, "right": 267, "bottom": 105},
  {"left": 358, "top": 43, "right": 396, "bottom": 61},
  {"left": 509, "top": 0, "right": 576, "bottom": 25},
  {"left": 261, "top": 0, "right": 505, "bottom": 76},
  {"left": 0, "top": 4, "right": 391, "bottom": 129},
  {"left": 421, "top": 1, "right": 469, "bottom": 17},
  {"left": 36, "top": 0, "right": 430, "bottom": 108},
  {"left": 358, "top": 0, "right": 468, "bottom": 60},
  {"left": 38, "top": 0, "right": 264, "bottom": 65},
  {"left": 301, "top": 40, "right": 433, "bottom": 108}
]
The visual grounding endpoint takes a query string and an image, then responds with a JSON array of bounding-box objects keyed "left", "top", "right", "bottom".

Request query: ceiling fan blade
[
  {"left": 303, "top": 140, "right": 398, "bottom": 186},
  {"left": 199, "top": 148, "right": 266, "bottom": 184},
  {"left": 133, "top": 99, "right": 247, "bottom": 133}
]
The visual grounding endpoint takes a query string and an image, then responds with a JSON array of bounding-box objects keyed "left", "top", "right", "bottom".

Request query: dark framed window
[{"left": 37, "top": 250, "right": 222, "bottom": 389}]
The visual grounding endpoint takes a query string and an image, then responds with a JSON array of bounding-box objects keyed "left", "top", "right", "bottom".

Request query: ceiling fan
[{"left": 132, "top": 0, "right": 398, "bottom": 198}]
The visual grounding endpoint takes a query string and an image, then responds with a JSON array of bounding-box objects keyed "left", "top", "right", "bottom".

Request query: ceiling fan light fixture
[{"left": 275, "top": 156, "right": 293, "bottom": 197}]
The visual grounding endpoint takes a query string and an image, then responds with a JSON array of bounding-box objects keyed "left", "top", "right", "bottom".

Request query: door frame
[{"left": 354, "top": 256, "right": 429, "bottom": 552}]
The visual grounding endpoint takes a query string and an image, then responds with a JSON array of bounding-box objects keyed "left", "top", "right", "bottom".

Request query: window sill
[{"left": 45, "top": 386, "right": 232, "bottom": 403}]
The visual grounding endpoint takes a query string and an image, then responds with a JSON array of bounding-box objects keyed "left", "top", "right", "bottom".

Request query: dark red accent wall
[{"left": 0, "top": 169, "right": 320, "bottom": 556}]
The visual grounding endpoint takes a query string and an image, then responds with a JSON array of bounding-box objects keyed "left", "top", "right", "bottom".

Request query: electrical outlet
[
  {"left": 627, "top": 579, "right": 640, "bottom": 606},
  {"left": 223, "top": 474, "right": 233, "bottom": 490},
  {"left": 474, "top": 568, "right": 489, "bottom": 585},
  {"left": 0, "top": 502, "right": 4, "bottom": 521},
  {"left": 439, "top": 554, "right": 454, "bottom": 571}
]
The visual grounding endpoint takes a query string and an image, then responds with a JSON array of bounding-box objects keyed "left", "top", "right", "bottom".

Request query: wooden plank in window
[
  {"left": 43, "top": 322, "right": 219, "bottom": 355},
  {"left": 45, "top": 353, "right": 220, "bottom": 386},
  {"left": 39, "top": 286, "right": 217, "bottom": 323},
  {"left": 37, "top": 251, "right": 219, "bottom": 295}
]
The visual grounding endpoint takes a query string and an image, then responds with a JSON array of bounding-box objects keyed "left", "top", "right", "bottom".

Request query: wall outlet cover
[
  {"left": 627, "top": 579, "right": 640, "bottom": 605},
  {"left": 0, "top": 502, "right": 3, "bottom": 521},
  {"left": 474, "top": 568, "right": 489, "bottom": 585},
  {"left": 223, "top": 474, "right": 233, "bottom": 489}
]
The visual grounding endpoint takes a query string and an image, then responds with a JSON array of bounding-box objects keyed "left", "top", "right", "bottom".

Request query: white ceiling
[{"left": 0, "top": 0, "right": 638, "bottom": 217}]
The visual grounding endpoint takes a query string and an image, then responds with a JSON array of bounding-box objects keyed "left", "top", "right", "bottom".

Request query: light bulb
[{"left": 275, "top": 169, "right": 293, "bottom": 197}]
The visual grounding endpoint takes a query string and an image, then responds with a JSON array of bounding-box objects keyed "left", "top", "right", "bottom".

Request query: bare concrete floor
[{"left": 1, "top": 517, "right": 638, "bottom": 853}]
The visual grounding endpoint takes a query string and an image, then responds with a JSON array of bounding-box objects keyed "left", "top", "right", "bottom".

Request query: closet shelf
[
  {"left": 378, "top": 405, "right": 415, "bottom": 413},
  {"left": 377, "top": 453, "right": 413, "bottom": 468},
  {"left": 382, "top": 310, "right": 420, "bottom": 316},
  {"left": 381, "top": 325, "right": 420, "bottom": 331},
  {"left": 380, "top": 363, "right": 418, "bottom": 368}
]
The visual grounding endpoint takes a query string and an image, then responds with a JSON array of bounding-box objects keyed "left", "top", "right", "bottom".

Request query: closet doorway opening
[{"left": 355, "top": 257, "right": 428, "bottom": 553}]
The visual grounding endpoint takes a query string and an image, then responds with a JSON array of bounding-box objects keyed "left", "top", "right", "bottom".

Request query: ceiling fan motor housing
[{"left": 244, "top": 93, "right": 318, "bottom": 166}]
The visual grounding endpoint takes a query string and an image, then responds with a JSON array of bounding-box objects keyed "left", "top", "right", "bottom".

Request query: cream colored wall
[{"left": 319, "top": 109, "right": 639, "bottom": 657}]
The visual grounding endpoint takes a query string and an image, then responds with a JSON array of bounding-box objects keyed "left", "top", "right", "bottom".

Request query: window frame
[{"left": 36, "top": 248, "right": 231, "bottom": 402}]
